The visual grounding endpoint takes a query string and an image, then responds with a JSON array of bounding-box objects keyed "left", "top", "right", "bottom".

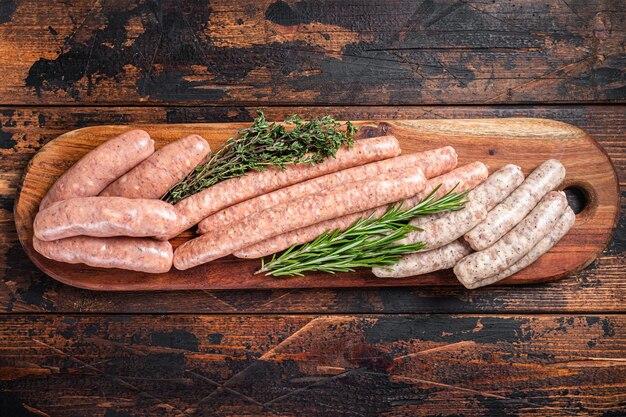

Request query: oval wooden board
[{"left": 15, "top": 119, "right": 620, "bottom": 291}]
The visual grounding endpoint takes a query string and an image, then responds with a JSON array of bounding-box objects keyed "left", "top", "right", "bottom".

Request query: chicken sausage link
[
  {"left": 454, "top": 191, "right": 568, "bottom": 286},
  {"left": 464, "top": 159, "right": 565, "bottom": 251},
  {"left": 199, "top": 147, "right": 458, "bottom": 234},
  {"left": 164, "top": 135, "right": 402, "bottom": 240},
  {"left": 174, "top": 168, "right": 426, "bottom": 269},
  {"left": 399, "top": 164, "right": 524, "bottom": 249},
  {"left": 34, "top": 197, "right": 179, "bottom": 241},
  {"left": 372, "top": 239, "right": 472, "bottom": 278},
  {"left": 100, "top": 135, "right": 210, "bottom": 199},
  {"left": 40, "top": 130, "right": 154, "bottom": 210},
  {"left": 33, "top": 236, "right": 173, "bottom": 273},
  {"left": 465, "top": 207, "right": 575, "bottom": 289},
  {"left": 234, "top": 161, "right": 486, "bottom": 259}
]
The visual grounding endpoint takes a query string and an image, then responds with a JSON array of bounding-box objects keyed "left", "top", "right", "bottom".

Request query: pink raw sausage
[
  {"left": 100, "top": 134, "right": 210, "bottom": 199},
  {"left": 198, "top": 147, "right": 459, "bottom": 234},
  {"left": 40, "top": 130, "right": 154, "bottom": 210},
  {"left": 33, "top": 236, "right": 173, "bottom": 273},
  {"left": 34, "top": 197, "right": 179, "bottom": 241}
]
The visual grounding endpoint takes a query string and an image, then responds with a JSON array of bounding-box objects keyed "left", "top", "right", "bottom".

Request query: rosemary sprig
[
  {"left": 162, "top": 110, "right": 357, "bottom": 203},
  {"left": 257, "top": 186, "right": 468, "bottom": 277}
]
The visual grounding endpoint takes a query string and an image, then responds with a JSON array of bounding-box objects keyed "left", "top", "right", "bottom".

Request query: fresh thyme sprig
[
  {"left": 162, "top": 111, "right": 357, "bottom": 203},
  {"left": 257, "top": 186, "right": 469, "bottom": 277}
]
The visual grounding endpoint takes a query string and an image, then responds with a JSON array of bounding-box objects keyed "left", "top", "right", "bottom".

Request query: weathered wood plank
[
  {"left": 1, "top": 106, "right": 624, "bottom": 313},
  {"left": 0, "top": 314, "right": 624, "bottom": 416},
  {"left": 0, "top": 0, "right": 624, "bottom": 105}
]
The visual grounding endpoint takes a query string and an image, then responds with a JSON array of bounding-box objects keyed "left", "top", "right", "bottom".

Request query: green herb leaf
[
  {"left": 256, "top": 186, "right": 468, "bottom": 277},
  {"left": 162, "top": 110, "right": 357, "bottom": 203}
]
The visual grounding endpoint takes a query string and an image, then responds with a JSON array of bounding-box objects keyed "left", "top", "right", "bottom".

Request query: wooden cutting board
[{"left": 14, "top": 119, "right": 620, "bottom": 291}]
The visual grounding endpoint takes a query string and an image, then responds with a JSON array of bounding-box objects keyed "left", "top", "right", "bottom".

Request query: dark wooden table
[{"left": 1, "top": 1, "right": 625, "bottom": 416}]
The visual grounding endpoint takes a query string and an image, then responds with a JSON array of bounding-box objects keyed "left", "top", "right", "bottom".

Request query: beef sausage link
[
  {"left": 399, "top": 164, "right": 524, "bottom": 249},
  {"left": 162, "top": 135, "right": 402, "bottom": 240},
  {"left": 466, "top": 207, "right": 575, "bottom": 289},
  {"left": 33, "top": 236, "right": 173, "bottom": 273},
  {"left": 174, "top": 168, "right": 426, "bottom": 269},
  {"left": 372, "top": 239, "right": 472, "bottom": 278},
  {"left": 100, "top": 134, "right": 210, "bottom": 199},
  {"left": 34, "top": 197, "right": 179, "bottom": 241},
  {"left": 234, "top": 161, "right": 486, "bottom": 259},
  {"left": 40, "top": 130, "right": 154, "bottom": 210},
  {"left": 464, "top": 159, "right": 565, "bottom": 251},
  {"left": 199, "top": 147, "right": 458, "bottom": 234},
  {"left": 454, "top": 191, "right": 568, "bottom": 287}
]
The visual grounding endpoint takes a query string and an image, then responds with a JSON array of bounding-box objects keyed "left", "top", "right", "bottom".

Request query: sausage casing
[
  {"left": 234, "top": 161, "right": 486, "bottom": 259},
  {"left": 454, "top": 191, "right": 569, "bottom": 286},
  {"left": 199, "top": 147, "right": 458, "bottom": 234},
  {"left": 33, "top": 236, "right": 173, "bottom": 273},
  {"left": 174, "top": 168, "right": 426, "bottom": 269},
  {"left": 100, "top": 135, "right": 210, "bottom": 199},
  {"left": 464, "top": 159, "right": 565, "bottom": 251},
  {"left": 34, "top": 197, "right": 179, "bottom": 241},
  {"left": 40, "top": 130, "right": 154, "bottom": 210},
  {"left": 164, "top": 135, "right": 402, "bottom": 240},
  {"left": 465, "top": 207, "right": 575, "bottom": 289},
  {"left": 372, "top": 239, "right": 472, "bottom": 278}
]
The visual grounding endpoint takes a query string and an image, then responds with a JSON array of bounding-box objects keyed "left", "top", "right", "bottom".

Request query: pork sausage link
[
  {"left": 162, "top": 135, "right": 402, "bottom": 240},
  {"left": 198, "top": 147, "right": 459, "bottom": 234},
  {"left": 399, "top": 164, "right": 524, "bottom": 249},
  {"left": 464, "top": 159, "right": 565, "bottom": 251},
  {"left": 40, "top": 130, "right": 154, "bottom": 210},
  {"left": 469, "top": 164, "right": 524, "bottom": 211},
  {"left": 454, "top": 191, "right": 569, "bottom": 286},
  {"left": 465, "top": 207, "right": 575, "bottom": 289},
  {"left": 34, "top": 197, "right": 179, "bottom": 241},
  {"left": 372, "top": 239, "right": 472, "bottom": 278},
  {"left": 173, "top": 168, "right": 426, "bottom": 269},
  {"left": 100, "top": 135, "right": 210, "bottom": 199},
  {"left": 234, "top": 161, "right": 486, "bottom": 259},
  {"left": 33, "top": 236, "right": 173, "bottom": 273}
]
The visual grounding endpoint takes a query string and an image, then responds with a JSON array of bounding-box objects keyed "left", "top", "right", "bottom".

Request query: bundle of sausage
[
  {"left": 33, "top": 126, "right": 574, "bottom": 284},
  {"left": 33, "top": 130, "right": 211, "bottom": 273},
  {"left": 373, "top": 159, "right": 575, "bottom": 289},
  {"left": 34, "top": 132, "right": 428, "bottom": 273}
]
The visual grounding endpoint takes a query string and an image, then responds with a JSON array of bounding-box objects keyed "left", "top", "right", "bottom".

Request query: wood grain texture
[
  {"left": 13, "top": 118, "right": 619, "bottom": 291},
  {"left": 0, "top": 314, "right": 624, "bottom": 416},
  {"left": 0, "top": 0, "right": 624, "bottom": 105},
  {"left": 1, "top": 105, "right": 624, "bottom": 312}
]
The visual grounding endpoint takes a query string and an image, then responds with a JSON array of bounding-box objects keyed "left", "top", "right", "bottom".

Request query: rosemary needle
[
  {"left": 162, "top": 110, "right": 357, "bottom": 203},
  {"left": 257, "top": 186, "right": 469, "bottom": 277}
]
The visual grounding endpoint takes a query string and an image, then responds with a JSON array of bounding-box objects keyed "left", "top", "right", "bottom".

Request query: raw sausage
[
  {"left": 34, "top": 197, "right": 179, "bottom": 241},
  {"left": 164, "top": 135, "right": 402, "bottom": 240},
  {"left": 33, "top": 236, "right": 173, "bottom": 273},
  {"left": 467, "top": 164, "right": 524, "bottom": 211},
  {"left": 464, "top": 159, "right": 565, "bottom": 251},
  {"left": 40, "top": 130, "right": 154, "bottom": 210},
  {"left": 372, "top": 239, "right": 472, "bottom": 278},
  {"left": 399, "top": 164, "right": 524, "bottom": 250},
  {"left": 100, "top": 134, "right": 210, "bottom": 199},
  {"left": 174, "top": 168, "right": 426, "bottom": 269},
  {"left": 454, "top": 191, "right": 568, "bottom": 286},
  {"left": 234, "top": 161, "right": 487, "bottom": 259},
  {"left": 198, "top": 147, "right": 460, "bottom": 234},
  {"left": 463, "top": 207, "right": 575, "bottom": 289}
]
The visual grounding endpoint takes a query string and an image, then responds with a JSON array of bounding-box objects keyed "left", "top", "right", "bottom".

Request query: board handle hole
[{"left": 564, "top": 186, "right": 588, "bottom": 215}]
